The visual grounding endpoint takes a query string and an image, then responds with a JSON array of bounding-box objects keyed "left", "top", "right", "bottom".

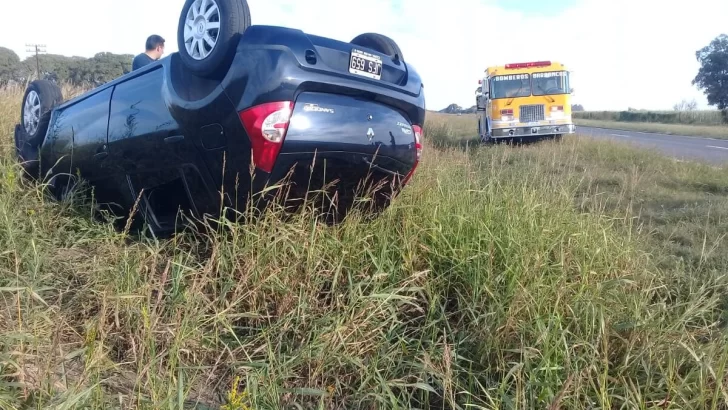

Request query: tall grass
[{"left": 1, "top": 86, "right": 727, "bottom": 409}]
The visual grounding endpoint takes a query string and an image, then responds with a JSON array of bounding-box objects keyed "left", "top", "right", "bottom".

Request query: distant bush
[
  {"left": 0, "top": 47, "right": 133, "bottom": 88},
  {"left": 574, "top": 110, "right": 727, "bottom": 125}
]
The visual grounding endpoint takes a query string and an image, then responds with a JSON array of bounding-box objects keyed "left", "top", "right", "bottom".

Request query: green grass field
[
  {"left": 574, "top": 119, "right": 728, "bottom": 139},
  {"left": 1, "top": 88, "right": 728, "bottom": 409},
  {"left": 573, "top": 110, "right": 728, "bottom": 139},
  {"left": 429, "top": 110, "right": 728, "bottom": 139},
  {"left": 574, "top": 110, "right": 726, "bottom": 126}
]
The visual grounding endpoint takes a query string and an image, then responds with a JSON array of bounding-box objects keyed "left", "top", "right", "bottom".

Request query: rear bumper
[
  {"left": 268, "top": 152, "right": 412, "bottom": 190},
  {"left": 221, "top": 26, "right": 426, "bottom": 127},
  {"left": 492, "top": 123, "right": 576, "bottom": 138}
]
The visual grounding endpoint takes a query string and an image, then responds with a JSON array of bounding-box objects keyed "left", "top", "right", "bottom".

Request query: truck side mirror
[{"left": 476, "top": 94, "right": 487, "bottom": 110}]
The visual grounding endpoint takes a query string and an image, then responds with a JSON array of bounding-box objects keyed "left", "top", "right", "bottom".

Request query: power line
[{"left": 25, "top": 44, "right": 47, "bottom": 80}]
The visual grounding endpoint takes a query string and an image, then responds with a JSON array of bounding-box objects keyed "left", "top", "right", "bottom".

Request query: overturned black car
[{"left": 13, "top": 0, "right": 425, "bottom": 236}]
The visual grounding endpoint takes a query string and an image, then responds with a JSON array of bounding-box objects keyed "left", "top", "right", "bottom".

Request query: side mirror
[{"left": 476, "top": 94, "right": 487, "bottom": 110}]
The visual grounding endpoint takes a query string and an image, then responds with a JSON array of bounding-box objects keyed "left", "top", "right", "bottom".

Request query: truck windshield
[
  {"left": 490, "top": 74, "right": 531, "bottom": 99},
  {"left": 532, "top": 71, "right": 570, "bottom": 96}
]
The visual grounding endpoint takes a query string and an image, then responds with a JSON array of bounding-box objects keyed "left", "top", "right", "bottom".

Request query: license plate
[{"left": 349, "top": 49, "right": 383, "bottom": 80}]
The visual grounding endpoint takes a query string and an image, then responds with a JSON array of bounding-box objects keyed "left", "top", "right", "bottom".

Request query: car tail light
[
  {"left": 239, "top": 101, "right": 294, "bottom": 173},
  {"left": 402, "top": 124, "right": 422, "bottom": 186},
  {"left": 413, "top": 125, "right": 422, "bottom": 161}
]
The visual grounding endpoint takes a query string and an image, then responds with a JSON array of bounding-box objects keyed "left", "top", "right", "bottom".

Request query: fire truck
[{"left": 475, "top": 61, "right": 575, "bottom": 143}]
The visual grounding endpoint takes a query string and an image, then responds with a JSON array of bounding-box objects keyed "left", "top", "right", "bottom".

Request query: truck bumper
[{"left": 491, "top": 123, "right": 576, "bottom": 139}]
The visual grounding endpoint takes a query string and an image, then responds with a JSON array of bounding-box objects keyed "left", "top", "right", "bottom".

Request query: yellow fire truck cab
[{"left": 475, "top": 60, "right": 575, "bottom": 142}]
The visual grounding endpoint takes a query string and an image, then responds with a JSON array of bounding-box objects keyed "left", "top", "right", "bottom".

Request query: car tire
[
  {"left": 350, "top": 33, "right": 404, "bottom": 62},
  {"left": 20, "top": 80, "right": 63, "bottom": 147},
  {"left": 177, "top": 0, "right": 251, "bottom": 78}
]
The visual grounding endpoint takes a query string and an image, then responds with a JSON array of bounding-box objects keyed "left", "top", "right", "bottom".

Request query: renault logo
[{"left": 367, "top": 127, "right": 375, "bottom": 141}]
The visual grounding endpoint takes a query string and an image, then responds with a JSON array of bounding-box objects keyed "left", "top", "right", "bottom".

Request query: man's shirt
[{"left": 132, "top": 53, "right": 155, "bottom": 71}]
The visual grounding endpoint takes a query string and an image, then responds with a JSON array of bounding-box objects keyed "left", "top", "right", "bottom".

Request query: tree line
[{"left": 0, "top": 46, "right": 133, "bottom": 87}]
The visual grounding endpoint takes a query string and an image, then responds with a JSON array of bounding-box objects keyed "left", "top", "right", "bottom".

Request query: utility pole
[{"left": 25, "top": 44, "right": 47, "bottom": 80}]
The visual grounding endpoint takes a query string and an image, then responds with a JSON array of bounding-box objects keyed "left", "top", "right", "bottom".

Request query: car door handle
[
  {"left": 93, "top": 151, "right": 108, "bottom": 160},
  {"left": 165, "top": 135, "right": 184, "bottom": 144},
  {"left": 93, "top": 144, "right": 108, "bottom": 161}
]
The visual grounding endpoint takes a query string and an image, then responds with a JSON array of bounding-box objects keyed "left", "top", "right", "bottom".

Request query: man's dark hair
[{"left": 145, "top": 35, "right": 165, "bottom": 51}]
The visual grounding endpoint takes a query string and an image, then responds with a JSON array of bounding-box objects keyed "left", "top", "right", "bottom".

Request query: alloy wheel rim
[
  {"left": 23, "top": 90, "right": 41, "bottom": 135},
  {"left": 183, "top": 0, "right": 221, "bottom": 61}
]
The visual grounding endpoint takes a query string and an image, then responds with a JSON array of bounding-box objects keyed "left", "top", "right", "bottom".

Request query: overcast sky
[{"left": 3, "top": 0, "right": 726, "bottom": 111}]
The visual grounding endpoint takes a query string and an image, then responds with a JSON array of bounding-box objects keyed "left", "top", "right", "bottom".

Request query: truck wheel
[
  {"left": 350, "top": 33, "right": 404, "bottom": 62},
  {"left": 177, "top": 0, "right": 251, "bottom": 78},
  {"left": 20, "top": 80, "right": 63, "bottom": 147}
]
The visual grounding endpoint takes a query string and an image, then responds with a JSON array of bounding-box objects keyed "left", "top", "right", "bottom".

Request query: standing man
[{"left": 132, "top": 35, "right": 166, "bottom": 71}]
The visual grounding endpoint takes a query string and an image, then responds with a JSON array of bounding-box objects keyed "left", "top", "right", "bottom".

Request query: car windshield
[
  {"left": 532, "top": 71, "right": 570, "bottom": 96},
  {"left": 490, "top": 74, "right": 531, "bottom": 99}
]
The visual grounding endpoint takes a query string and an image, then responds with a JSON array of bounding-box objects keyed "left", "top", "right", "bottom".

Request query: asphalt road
[{"left": 577, "top": 126, "right": 728, "bottom": 165}]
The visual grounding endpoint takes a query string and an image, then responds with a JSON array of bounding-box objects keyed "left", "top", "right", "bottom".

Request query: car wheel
[
  {"left": 350, "top": 33, "right": 404, "bottom": 62},
  {"left": 20, "top": 80, "right": 63, "bottom": 147},
  {"left": 177, "top": 0, "right": 251, "bottom": 78}
]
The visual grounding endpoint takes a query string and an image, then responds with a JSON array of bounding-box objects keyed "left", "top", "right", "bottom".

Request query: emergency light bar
[{"left": 505, "top": 61, "right": 551, "bottom": 69}]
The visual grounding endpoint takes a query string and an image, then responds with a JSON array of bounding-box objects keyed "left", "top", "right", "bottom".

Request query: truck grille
[{"left": 520, "top": 104, "right": 545, "bottom": 123}]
